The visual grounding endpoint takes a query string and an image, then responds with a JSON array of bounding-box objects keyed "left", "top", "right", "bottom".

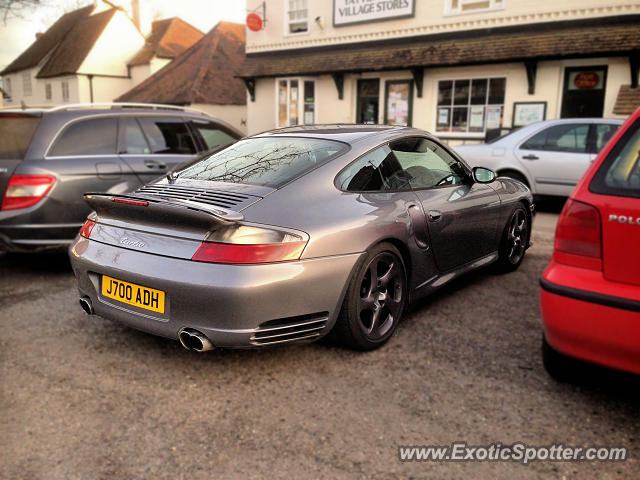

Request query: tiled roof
[
  {"left": 0, "top": 5, "right": 94, "bottom": 75},
  {"left": 37, "top": 8, "right": 116, "bottom": 78},
  {"left": 116, "top": 22, "right": 246, "bottom": 106},
  {"left": 129, "top": 17, "right": 203, "bottom": 66},
  {"left": 613, "top": 85, "right": 640, "bottom": 116},
  {"left": 237, "top": 21, "right": 640, "bottom": 77}
]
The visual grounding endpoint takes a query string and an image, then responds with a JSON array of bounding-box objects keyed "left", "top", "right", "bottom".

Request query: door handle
[
  {"left": 144, "top": 159, "right": 167, "bottom": 170},
  {"left": 521, "top": 154, "right": 539, "bottom": 160},
  {"left": 428, "top": 210, "right": 442, "bottom": 222}
]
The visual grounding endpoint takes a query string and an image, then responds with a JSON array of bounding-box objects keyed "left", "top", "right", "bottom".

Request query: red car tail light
[
  {"left": 111, "top": 198, "right": 149, "bottom": 206},
  {"left": 1, "top": 174, "right": 56, "bottom": 210},
  {"left": 554, "top": 199, "right": 602, "bottom": 270},
  {"left": 192, "top": 241, "right": 307, "bottom": 264},
  {"left": 79, "top": 219, "right": 96, "bottom": 239},
  {"left": 192, "top": 224, "right": 309, "bottom": 264}
]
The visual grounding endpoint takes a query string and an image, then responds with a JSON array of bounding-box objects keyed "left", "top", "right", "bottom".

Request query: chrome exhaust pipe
[
  {"left": 79, "top": 296, "right": 94, "bottom": 315},
  {"left": 178, "top": 328, "right": 213, "bottom": 352}
]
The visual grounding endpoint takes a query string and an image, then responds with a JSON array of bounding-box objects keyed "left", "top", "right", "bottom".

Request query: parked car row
[{"left": 2, "top": 103, "right": 638, "bottom": 380}]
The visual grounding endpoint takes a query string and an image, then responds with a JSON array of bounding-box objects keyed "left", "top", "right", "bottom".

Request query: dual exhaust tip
[
  {"left": 178, "top": 328, "right": 214, "bottom": 352},
  {"left": 79, "top": 296, "right": 213, "bottom": 353}
]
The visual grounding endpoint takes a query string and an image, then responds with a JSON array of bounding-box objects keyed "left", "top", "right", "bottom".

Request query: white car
[{"left": 453, "top": 118, "right": 623, "bottom": 196}]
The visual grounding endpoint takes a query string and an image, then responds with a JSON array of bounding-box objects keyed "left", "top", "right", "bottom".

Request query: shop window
[
  {"left": 286, "top": 0, "right": 308, "bottom": 35},
  {"left": 22, "top": 72, "right": 32, "bottom": 97},
  {"left": 436, "top": 78, "right": 505, "bottom": 135},
  {"left": 384, "top": 80, "right": 413, "bottom": 127},
  {"left": 277, "top": 78, "right": 315, "bottom": 127},
  {"left": 446, "top": 0, "right": 504, "bottom": 15}
]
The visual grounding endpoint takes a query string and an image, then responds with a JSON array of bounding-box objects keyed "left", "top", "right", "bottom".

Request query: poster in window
[
  {"left": 486, "top": 106, "right": 502, "bottom": 129},
  {"left": 512, "top": 102, "right": 546, "bottom": 127},
  {"left": 385, "top": 81, "right": 412, "bottom": 126},
  {"left": 437, "top": 108, "right": 449, "bottom": 129},
  {"left": 469, "top": 106, "right": 484, "bottom": 131}
]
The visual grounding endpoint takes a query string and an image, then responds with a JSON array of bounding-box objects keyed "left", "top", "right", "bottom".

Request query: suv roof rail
[{"left": 46, "top": 102, "right": 210, "bottom": 116}]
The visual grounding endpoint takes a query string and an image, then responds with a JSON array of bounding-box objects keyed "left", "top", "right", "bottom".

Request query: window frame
[
  {"left": 284, "top": 0, "right": 309, "bottom": 37},
  {"left": 435, "top": 76, "right": 506, "bottom": 138},
  {"left": 334, "top": 136, "right": 472, "bottom": 193},
  {"left": 45, "top": 83, "right": 52, "bottom": 101},
  {"left": 444, "top": 0, "right": 505, "bottom": 16},
  {"left": 275, "top": 77, "right": 317, "bottom": 128},
  {"left": 22, "top": 71, "right": 32, "bottom": 97},
  {"left": 4, "top": 77, "right": 12, "bottom": 100},
  {"left": 61, "top": 81, "right": 70, "bottom": 102}
]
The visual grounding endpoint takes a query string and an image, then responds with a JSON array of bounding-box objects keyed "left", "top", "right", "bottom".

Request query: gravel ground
[{"left": 1, "top": 209, "right": 638, "bottom": 479}]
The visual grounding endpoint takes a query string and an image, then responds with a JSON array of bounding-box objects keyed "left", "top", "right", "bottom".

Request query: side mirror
[{"left": 472, "top": 167, "right": 496, "bottom": 184}]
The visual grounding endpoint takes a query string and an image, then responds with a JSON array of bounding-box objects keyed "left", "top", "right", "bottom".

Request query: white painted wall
[
  {"left": 190, "top": 103, "right": 248, "bottom": 135},
  {"left": 78, "top": 10, "right": 144, "bottom": 77},
  {"left": 247, "top": 58, "right": 632, "bottom": 136},
  {"left": 246, "top": 0, "right": 640, "bottom": 53}
]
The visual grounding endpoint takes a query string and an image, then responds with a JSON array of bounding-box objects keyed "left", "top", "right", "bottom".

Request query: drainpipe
[{"left": 88, "top": 74, "right": 94, "bottom": 103}]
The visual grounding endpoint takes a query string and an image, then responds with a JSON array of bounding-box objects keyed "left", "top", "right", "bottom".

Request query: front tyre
[
  {"left": 332, "top": 242, "right": 407, "bottom": 351},
  {"left": 494, "top": 204, "right": 530, "bottom": 273}
]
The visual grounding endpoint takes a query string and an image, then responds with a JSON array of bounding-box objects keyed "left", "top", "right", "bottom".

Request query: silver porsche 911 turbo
[{"left": 70, "top": 125, "right": 533, "bottom": 351}]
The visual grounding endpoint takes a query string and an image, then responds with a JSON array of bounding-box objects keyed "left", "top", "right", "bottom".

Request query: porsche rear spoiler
[{"left": 84, "top": 192, "right": 244, "bottom": 225}]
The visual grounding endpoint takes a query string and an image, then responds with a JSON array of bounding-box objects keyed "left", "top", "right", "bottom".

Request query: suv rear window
[
  {"left": 177, "top": 137, "right": 348, "bottom": 188},
  {"left": 590, "top": 118, "right": 640, "bottom": 198},
  {"left": 0, "top": 114, "right": 41, "bottom": 160}
]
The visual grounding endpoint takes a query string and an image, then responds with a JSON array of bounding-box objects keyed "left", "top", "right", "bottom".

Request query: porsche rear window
[
  {"left": 590, "top": 119, "right": 640, "bottom": 199},
  {"left": 0, "top": 115, "right": 40, "bottom": 160},
  {"left": 177, "top": 137, "right": 348, "bottom": 188}
]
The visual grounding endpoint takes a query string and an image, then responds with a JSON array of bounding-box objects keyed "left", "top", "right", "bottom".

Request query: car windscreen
[
  {"left": 0, "top": 114, "right": 41, "bottom": 160},
  {"left": 176, "top": 136, "right": 348, "bottom": 188},
  {"left": 590, "top": 118, "right": 640, "bottom": 199}
]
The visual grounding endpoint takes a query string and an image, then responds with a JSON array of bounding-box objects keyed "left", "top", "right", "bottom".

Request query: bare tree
[{"left": 0, "top": 0, "right": 41, "bottom": 22}]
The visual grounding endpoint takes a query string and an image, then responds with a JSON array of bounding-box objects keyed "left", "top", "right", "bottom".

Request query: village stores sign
[{"left": 334, "top": 0, "right": 415, "bottom": 26}]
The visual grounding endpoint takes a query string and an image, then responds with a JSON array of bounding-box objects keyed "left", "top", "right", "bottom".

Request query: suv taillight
[
  {"left": 1, "top": 175, "right": 56, "bottom": 211},
  {"left": 554, "top": 198, "right": 602, "bottom": 270}
]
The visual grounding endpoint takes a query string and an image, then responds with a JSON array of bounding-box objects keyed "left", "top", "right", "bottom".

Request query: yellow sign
[{"left": 101, "top": 275, "right": 165, "bottom": 314}]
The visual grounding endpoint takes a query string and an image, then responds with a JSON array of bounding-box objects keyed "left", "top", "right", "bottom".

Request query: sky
[{"left": 0, "top": 0, "right": 246, "bottom": 70}]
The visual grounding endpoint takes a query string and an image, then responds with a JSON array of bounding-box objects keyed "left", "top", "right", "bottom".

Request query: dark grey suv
[{"left": 0, "top": 104, "right": 242, "bottom": 251}]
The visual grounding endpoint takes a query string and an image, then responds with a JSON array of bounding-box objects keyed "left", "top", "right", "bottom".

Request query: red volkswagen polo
[{"left": 541, "top": 107, "right": 640, "bottom": 378}]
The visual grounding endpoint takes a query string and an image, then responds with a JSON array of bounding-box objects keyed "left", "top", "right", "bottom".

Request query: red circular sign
[
  {"left": 574, "top": 72, "right": 600, "bottom": 90},
  {"left": 246, "top": 13, "right": 263, "bottom": 32}
]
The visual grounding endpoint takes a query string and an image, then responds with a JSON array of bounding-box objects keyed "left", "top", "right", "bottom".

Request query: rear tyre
[
  {"left": 542, "top": 336, "right": 574, "bottom": 382},
  {"left": 332, "top": 242, "right": 407, "bottom": 351},
  {"left": 494, "top": 204, "right": 530, "bottom": 273}
]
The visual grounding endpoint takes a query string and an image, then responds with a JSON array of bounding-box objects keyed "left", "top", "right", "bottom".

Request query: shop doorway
[
  {"left": 356, "top": 79, "right": 380, "bottom": 124},
  {"left": 560, "top": 66, "right": 607, "bottom": 118}
]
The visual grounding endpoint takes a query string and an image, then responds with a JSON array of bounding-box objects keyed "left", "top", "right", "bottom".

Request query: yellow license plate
[{"left": 101, "top": 275, "right": 165, "bottom": 314}]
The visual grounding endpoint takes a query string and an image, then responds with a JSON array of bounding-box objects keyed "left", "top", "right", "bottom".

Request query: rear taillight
[
  {"left": 79, "top": 219, "right": 96, "bottom": 239},
  {"left": 1, "top": 175, "right": 56, "bottom": 210},
  {"left": 554, "top": 199, "right": 602, "bottom": 270},
  {"left": 192, "top": 224, "right": 308, "bottom": 264}
]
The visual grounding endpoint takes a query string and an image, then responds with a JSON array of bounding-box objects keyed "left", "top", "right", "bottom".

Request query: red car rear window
[{"left": 590, "top": 118, "right": 640, "bottom": 199}]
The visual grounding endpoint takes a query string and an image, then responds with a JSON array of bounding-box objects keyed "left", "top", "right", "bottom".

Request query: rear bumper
[
  {"left": 69, "top": 236, "right": 362, "bottom": 348},
  {"left": 540, "top": 261, "right": 640, "bottom": 375}
]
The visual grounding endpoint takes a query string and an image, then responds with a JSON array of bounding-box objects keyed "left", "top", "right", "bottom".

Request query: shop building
[{"left": 237, "top": 1, "right": 640, "bottom": 142}]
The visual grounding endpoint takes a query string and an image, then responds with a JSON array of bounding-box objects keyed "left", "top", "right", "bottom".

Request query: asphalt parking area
[{"left": 1, "top": 209, "right": 638, "bottom": 479}]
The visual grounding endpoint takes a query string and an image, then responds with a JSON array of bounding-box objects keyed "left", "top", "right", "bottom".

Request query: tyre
[
  {"left": 494, "top": 204, "right": 530, "bottom": 273},
  {"left": 332, "top": 242, "right": 407, "bottom": 351},
  {"left": 542, "top": 335, "right": 573, "bottom": 382}
]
